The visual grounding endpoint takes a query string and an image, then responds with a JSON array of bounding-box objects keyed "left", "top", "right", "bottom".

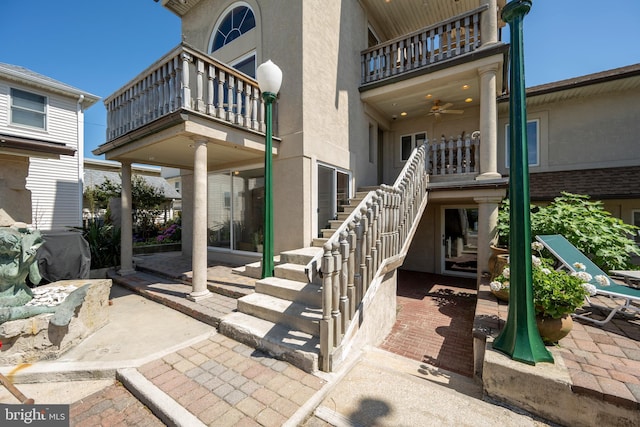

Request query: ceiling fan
[{"left": 427, "top": 100, "right": 464, "bottom": 118}]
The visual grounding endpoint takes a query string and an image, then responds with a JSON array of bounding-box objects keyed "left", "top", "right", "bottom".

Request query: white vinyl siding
[{"left": 0, "top": 84, "right": 83, "bottom": 229}]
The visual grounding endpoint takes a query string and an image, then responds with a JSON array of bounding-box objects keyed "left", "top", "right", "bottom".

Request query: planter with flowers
[{"left": 489, "top": 242, "right": 610, "bottom": 343}]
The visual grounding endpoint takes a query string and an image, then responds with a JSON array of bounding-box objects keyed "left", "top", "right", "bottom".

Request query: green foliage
[
  {"left": 83, "top": 221, "right": 121, "bottom": 269},
  {"left": 497, "top": 192, "right": 640, "bottom": 272},
  {"left": 531, "top": 258, "right": 588, "bottom": 318},
  {"left": 84, "top": 175, "right": 166, "bottom": 240},
  {"left": 490, "top": 254, "right": 589, "bottom": 319}
]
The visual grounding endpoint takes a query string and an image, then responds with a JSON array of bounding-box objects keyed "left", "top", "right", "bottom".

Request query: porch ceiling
[
  {"left": 94, "top": 112, "right": 277, "bottom": 171},
  {"left": 361, "top": 48, "right": 507, "bottom": 123},
  {"left": 361, "top": 0, "right": 507, "bottom": 41}
]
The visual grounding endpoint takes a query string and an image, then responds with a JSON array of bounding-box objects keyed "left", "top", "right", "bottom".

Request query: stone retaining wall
[{"left": 0, "top": 279, "right": 112, "bottom": 365}]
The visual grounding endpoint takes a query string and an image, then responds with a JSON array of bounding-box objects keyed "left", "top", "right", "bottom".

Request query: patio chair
[{"left": 535, "top": 234, "right": 640, "bottom": 326}]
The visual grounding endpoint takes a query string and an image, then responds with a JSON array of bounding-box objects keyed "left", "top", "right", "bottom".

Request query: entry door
[
  {"left": 442, "top": 207, "right": 478, "bottom": 277},
  {"left": 317, "top": 165, "right": 350, "bottom": 237}
]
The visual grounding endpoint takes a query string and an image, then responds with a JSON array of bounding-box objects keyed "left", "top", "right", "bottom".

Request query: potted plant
[{"left": 489, "top": 242, "right": 609, "bottom": 343}]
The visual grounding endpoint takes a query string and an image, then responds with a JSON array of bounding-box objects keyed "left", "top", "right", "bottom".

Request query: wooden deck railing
[
  {"left": 104, "top": 43, "right": 267, "bottom": 141},
  {"left": 361, "top": 6, "right": 487, "bottom": 85},
  {"left": 306, "top": 143, "right": 429, "bottom": 371}
]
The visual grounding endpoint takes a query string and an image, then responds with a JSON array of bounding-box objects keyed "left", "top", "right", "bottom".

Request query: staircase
[{"left": 220, "top": 145, "right": 430, "bottom": 373}]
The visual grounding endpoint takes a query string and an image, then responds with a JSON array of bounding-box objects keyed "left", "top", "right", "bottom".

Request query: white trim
[
  {"left": 9, "top": 87, "right": 48, "bottom": 132},
  {"left": 505, "top": 119, "right": 540, "bottom": 168},
  {"left": 208, "top": 1, "right": 255, "bottom": 54},
  {"left": 440, "top": 205, "right": 478, "bottom": 278},
  {"left": 399, "top": 131, "right": 427, "bottom": 162}
]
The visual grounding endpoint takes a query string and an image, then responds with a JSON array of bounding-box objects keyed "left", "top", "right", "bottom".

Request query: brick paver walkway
[
  {"left": 475, "top": 278, "right": 640, "bottom": 409},
  {"left": 380, "top": 270, "right": 477, "bottom": 376},
  {"left": 138, "top": 333, "right": 325, "bottom": 427},
  {"left": 70, "top": 382, "right": 164, "bottom": 427}
]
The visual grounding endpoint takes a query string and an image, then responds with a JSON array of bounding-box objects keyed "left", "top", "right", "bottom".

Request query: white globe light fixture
[
  {"left": 256, "top": 60, "right": 282, "bottom": 278},
  {"left": 256, "top": 60, "right": 283, "bottom": 96}
]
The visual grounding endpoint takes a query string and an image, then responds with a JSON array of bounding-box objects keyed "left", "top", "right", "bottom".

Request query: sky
[{"left": 2, "top": 1, "right": 639, "bottom": 160}]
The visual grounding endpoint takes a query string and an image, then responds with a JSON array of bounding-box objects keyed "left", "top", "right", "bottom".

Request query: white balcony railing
[
  {"left": 361, "top": 6, "right": 486, "bottom": 85},
  {"left": 104, "top": 44, "right": 267, "bottom": 142},
  {"left": 426, "top": 133, "right": 480, "bottom": 177}
]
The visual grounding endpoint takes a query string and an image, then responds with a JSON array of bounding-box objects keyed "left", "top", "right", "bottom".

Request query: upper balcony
[
  {"left": 361, "top": 6, "right": 487, "bottom": 88},
  {"left": 94, "top": 43, "right": 277, "bottom": 169},
  {"left": 358, "top": 1, "right": 508, "bottom": 118}
]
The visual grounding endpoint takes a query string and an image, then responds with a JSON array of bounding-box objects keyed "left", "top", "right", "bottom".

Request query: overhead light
[
  {"left": 465, "top": 98, "right": 473, "bottom": 103},
  {"left": 400, "top": 112, "right": 407, "bottom": 116},
  {"left": 425, "top": 94, "right": 432, "bottom": 99},
  {"left": 462, "top": 84, "right": 470, "bottom": 90}
]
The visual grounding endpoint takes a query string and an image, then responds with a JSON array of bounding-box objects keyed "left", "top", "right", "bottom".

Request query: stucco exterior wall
[
  {"left": 179, "top": 0, "right": 378, "bottom": 250},
  {"left": 497, "top": 88, "right": 640, "bottom": 175}
]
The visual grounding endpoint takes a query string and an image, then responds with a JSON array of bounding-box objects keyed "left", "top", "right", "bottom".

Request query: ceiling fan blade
[
  {"left": 441, "top": 109, "right": 464, "bottom": 114},
  {"left": 440, "top": 102, "right": 454, "bottom": 110}
]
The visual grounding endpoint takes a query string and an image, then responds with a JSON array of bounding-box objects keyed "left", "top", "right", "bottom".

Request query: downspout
[{"left": 77, "top": 94, "right": 85, "bottom": 228}]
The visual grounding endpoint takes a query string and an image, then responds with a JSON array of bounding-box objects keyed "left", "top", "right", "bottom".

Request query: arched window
[{"left": 211, "top": 5, "right": 256, "bottom": 52}]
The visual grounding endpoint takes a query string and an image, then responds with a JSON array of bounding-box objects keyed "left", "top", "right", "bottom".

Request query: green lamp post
[
  {"left": 492, "top": 0, "right": 553, "bottom": 364},
  {"left": 256, "top": 60, "right": 282, "bottom": 279}
]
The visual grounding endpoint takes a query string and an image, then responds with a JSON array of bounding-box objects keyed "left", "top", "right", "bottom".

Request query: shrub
[
  {"left": 497, "top": 192, "right": 640, "bottom": 272},
  {"left": 83, "top": 221, "right": 121, "bottom": 269}
]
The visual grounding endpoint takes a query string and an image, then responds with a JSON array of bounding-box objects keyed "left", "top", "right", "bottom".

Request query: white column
[
  {"left": 476, "top": 64, "right": 501, "bottom": 180},
  {"left": 180, "top": 169, "right": 193, "bottom": 256},
  {"left": 474, "top": 195, "right": 505, "bottom": 279},
  {"left": 119, "top": 160, "right": 135, "bottom": 275},
  {"left": 188, "top": 139, "right": 211, "bottom": 301},
  {"left": 480, "top": 0, "right": 498, "bottom": 46}
]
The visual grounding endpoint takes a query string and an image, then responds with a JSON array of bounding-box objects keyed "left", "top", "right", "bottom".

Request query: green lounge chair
[{"left": 535, "top": 234, "right": 640, "bottom": 326}]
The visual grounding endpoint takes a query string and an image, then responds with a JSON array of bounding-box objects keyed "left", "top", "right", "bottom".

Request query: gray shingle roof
[{"left": 527, "top": 166, "right": 640, "bottom": 201}]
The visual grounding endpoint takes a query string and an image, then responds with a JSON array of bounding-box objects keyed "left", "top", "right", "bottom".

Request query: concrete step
[
  {"left": 275, "top": 262, "right": 313, "bottom": 283},
  {"left": 312, "top": 238, "right": 328, "bottom": 248},
  {"left": 321, "top": 229, "right": 336, "bottom": 238},
  {"left": 255, "top": 277, "right": 322, "bottom": 307},
  {"left": 236, "top": 261, "right": 262, "bottom": 279},
  {"left": 328, "top": 220, "right": 344, "bottom": 229},
  {"left": 342, "top": 205, "right": 360, "bottom": 214},
  {"left": 279, "top": 247, "right": 323, "bottom": 265},
  {"left": 237, "top": 293, "right": 321, "bottom": 336},
  {"left": 219, "top": 311, "right": 319, "bottom": 373}
]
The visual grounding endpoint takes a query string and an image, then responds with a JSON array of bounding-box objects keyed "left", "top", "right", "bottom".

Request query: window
[
  {"left": 11, "top": 88, "right": 46, "bottom": 129},
  {"left": 231, "top": 55, "right": 256, "bottom": 79},
  {"left": 401, "top": 132, "right": 426, "bottom": 161},
  {"left": 211, "top": 5, "right": 256, "bottom": 52},
  {"left": 210, "top": 4, "right": 257, "bottom": 78},
  {"left": 505, "top": 120, "right": 539, "bottom": 167}
]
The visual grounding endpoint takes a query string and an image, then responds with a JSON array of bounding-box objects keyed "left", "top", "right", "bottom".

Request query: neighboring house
[
  {"left": 83, "top": 159, "right": 181, "bottom": 225},
  {"left": 0, "top": 62, "right": 99, "bottom": 230},
  {"left": 92, "top": 1, "right": 639, "bottom": 372}
]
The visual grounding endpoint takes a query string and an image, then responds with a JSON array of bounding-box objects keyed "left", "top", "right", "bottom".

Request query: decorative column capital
[
  {"left": 501, "top": 0, "right": 532, "bottom": 23},
  {"left": 478, "top": 63, "right": 500, "bottom": 76}
]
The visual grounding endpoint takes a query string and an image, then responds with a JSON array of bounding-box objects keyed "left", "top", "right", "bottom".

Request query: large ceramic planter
[
  {"left": 489, "top": 245, "right": 509, "bottom": 276},
  {"left": 536, "top": 313, "right": 573, "bottom": 344},
  {"left": 490, "top": 287, "right": 510, "bottom": 302}
]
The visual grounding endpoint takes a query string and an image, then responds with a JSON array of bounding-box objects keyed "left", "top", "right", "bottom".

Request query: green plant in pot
[{"left": 489, "top": 242, "right": 609, "bottom": 343}]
